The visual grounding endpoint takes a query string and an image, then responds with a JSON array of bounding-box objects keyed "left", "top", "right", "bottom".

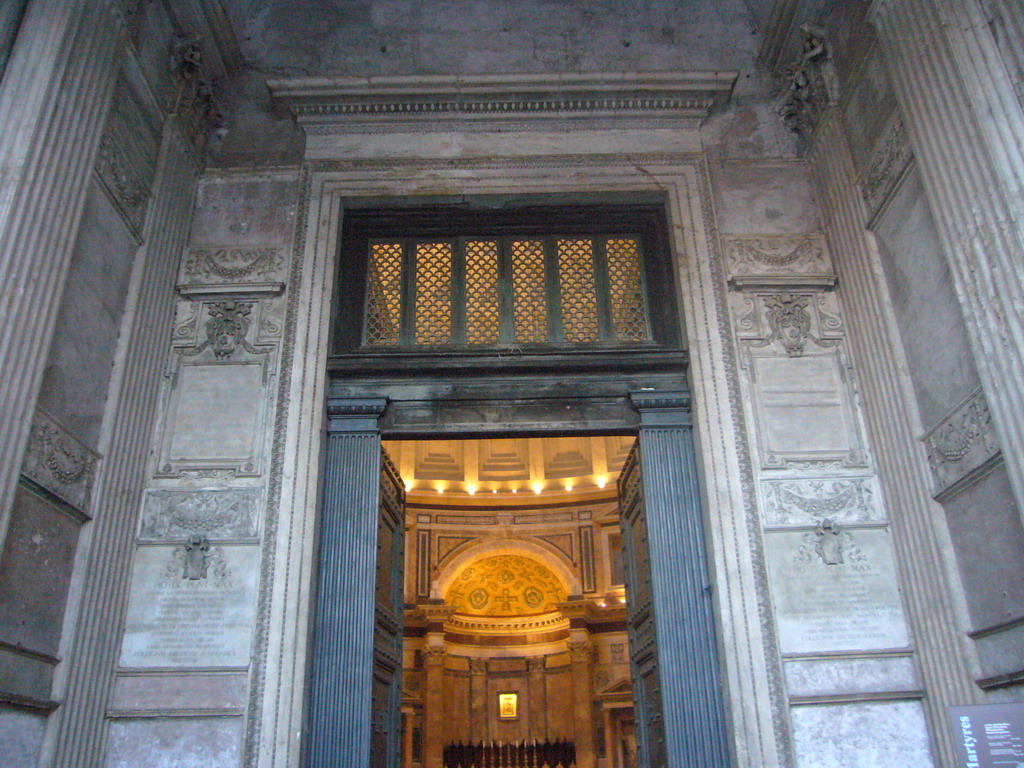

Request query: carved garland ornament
[
  {"left": 21, "top": 411, "right": 99, "bottom": 511},
  {"left": 182, "top": 247, "right": 284, "bottom": 283},
  {"left": 923, "top": 388, "right": 1000, "bottom": 496}
]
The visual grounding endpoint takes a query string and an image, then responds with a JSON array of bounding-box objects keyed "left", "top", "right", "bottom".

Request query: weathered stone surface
[
  {"left": 20, "top": 409, "right": 99, "bottom": 513},
  {"left": 790, "top": 701, "right": 933, "bottom": 768},
  {"left": 120, "top": 545, "right": 260, "bottom": 668},
  {"left": 0, "top": 707, "right": 47, "bottom": 768},
  {"left": 111, "top": 673, "right": 249, "bottom": 711},
  {"left": 104, "top": 716, "right": 243, "bottom": 768},
  {"left": 760, "top": 477, "right": 883, "bottom": 527},
  {"left": 765, "top": 528, "right": 909, "bottom": 653}
]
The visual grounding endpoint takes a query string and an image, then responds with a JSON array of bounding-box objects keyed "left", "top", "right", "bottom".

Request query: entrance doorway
[{"left": 387, "top": 434, "right": 637, "bottom": 768}]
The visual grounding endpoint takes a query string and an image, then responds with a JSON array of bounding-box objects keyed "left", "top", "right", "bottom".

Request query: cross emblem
[{"left": 495, "top": 588, "right": 519, "bottom": 611}]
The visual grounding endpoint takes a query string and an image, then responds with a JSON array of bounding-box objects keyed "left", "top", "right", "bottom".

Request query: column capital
[
  {"left": 326, "top": 397, "right": 388, "bottom": 432},
  {"left": 567, "top": 639, "right": 595, "bottom": 664},
  {"left": 423, "top": 644, "right": 446, "bottom": 666},
  {"left": 628, "top": 389, "right": 692, "bottom": 427}
]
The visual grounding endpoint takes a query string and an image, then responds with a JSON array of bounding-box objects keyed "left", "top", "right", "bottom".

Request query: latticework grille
[
  {"left": 557, "top": 239, "right": 599, "bottom": 342},
  {"left": 414, "top": 242, "right": 453, "bottom": 345},
  {"left": 364, "top": 242, "right": 404, "bottom": 346},
  {"left": 464, "top": 240, "right": 500, "bottom": 344},
  {"left": 606, "top": 237, "right": 650, "bottom": 341},
  {"left": 511, "top": 240, "right": 547, "bottom": 343}
]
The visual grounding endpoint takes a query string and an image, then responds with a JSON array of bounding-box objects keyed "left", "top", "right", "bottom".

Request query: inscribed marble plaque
[
  {"left": 120, "top": 545, "right": 259, "bottom": 668},
  {"left": 766, "top": 528, "right": 908, "bottom": 653}
]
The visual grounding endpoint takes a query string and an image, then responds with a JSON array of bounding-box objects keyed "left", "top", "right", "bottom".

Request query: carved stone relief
[
  {"left": 859, "top": 114, "right": 913, "bottom": 216},
  {"left": 139, "top": 488, "right": 262, "bottom": 540},
  {"left": 922, "top": 387, "right": 1001, "bottom": 499},
  {"left": 724, "top": 234, "right": 835, "bottom": 288},
  {"left": 21, "top": 409, "right": 100, "bottom": 512},
  {"left": 760, "top": 477, "right": 883, "bottom": 527},
  {"left": 779, "top": 24, "right": 839, "bottom": 140},
  {"left": 178, "top": 246, "right": 286, "bottom": 296},
  {"left": 94, "top": 75, "right": 159, "bottom": 233}
]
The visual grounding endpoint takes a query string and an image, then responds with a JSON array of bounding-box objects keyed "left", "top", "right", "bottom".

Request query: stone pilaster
[
  {"left": 469, "top": 656, "right": 489, "bottom": 742},
  {"left": 808, "top": 111, "right": 980, "bottom": 767},
  {"left": 627, "top": 390, "right": 731, "bottom": 767},
  {"left": 422, "top": 643, "right": 446, "bottom": 768},
  {"left": 870, "top": 0, "right": 1024, "bottom": 520},
  {"left": 306, "top": 397, "right": 388, "bottom": 768},
  {"left": 0, "top": 0, "right": 124, "bottom": 547},
  {"left": 567, "top": 636, "right": 596, "bottom": 767},
  {"left": 526, "top": 655, "right": 546, "bottom": 741}
]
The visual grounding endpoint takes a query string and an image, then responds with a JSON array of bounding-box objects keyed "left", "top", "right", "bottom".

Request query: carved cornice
[
  {"left": 268, "top": 72, "right": 738, "bottom": 134},
  {"left": 923, "top": 388, "right": 1001, "bottom": 500},
  {"left": 21, "top": 410, "right": 100, "bottom": 513},
  {"left": 724, "top": 234, "right": 836, "bottom": 288}
]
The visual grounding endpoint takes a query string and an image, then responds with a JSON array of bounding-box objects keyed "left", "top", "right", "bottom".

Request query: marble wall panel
[
  {"left": 189, "top": 176, "right": 299, "bottom": 247},
  {"left": 157, "top": 361, "right": 267, "bottom": 477},
  {"left": 710, "top": 163, "right": 820, "bottom": 235},
  {"left": 783, "top": 655, "right": 918, "bottom": 698},
  {"left": 0, "top": 486, "right": 81, "bottom": 656},
  {"left": 0, "top": 707, "right": 47, "bottom": 768},
  {"left": 37, "top": 182, "right": 138, "bottom": 449},
  {"left": 872, "top": 167, "right": 981, "bottom": 430},
  {"left": 104, "top": 716, "right": 244, "bottom": 768},
  {"left": 841, "top": 49, "right": 900, "bottom": 174},
  {"left": 765, "top": 528, "right": 909, "bottom": 654},
  {"left": 120, "top": 545, "right": 260, "bottom": 668},
  {"left": 110, "top": 673, "right": 249, "bottom": 711},
  {"left": 790, "top": 701, "right": 933, "bottom": 768}
]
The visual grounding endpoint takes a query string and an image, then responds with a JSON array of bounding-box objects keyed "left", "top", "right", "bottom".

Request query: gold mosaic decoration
[{"left": 445, "top": 554, "right": 568, "bottom": 617}]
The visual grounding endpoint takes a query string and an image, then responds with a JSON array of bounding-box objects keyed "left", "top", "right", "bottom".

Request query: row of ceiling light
[{"left": 404, "top": 476, "right": 612, "bottom": 495}]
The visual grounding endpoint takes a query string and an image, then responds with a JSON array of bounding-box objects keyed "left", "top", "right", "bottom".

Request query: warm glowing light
[
  {"left": 492, "top": 489, "right": 498, "bottom": 494},
  {"left": 404, "top": 482, "right": 413, "bottom": 492},
  {"left": 512, "top": 488, "right": 518, "bottom": 494},
  {"left": 565, "top": 484, "right": 573, "bottom": 492},
  {"left": 436, "top": 484, "right": 444, "bottom": 494},
  {"left": 532, "top": 483, "right": 543, "bottom": 494},
  {"left": 596, "top": 475, "right": 608, "bottom": 488},
  {"left": 618, "top": 596, "right": 627, "bottom": 604},
  {"left": 598, "top": 601, "right": 607, "bottom": 608},
  {"left": 467, "top": 484, "right": 477, "bottom": 495}
]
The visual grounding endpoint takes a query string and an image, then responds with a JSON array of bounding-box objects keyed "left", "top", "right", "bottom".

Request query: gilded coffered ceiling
[
  {"left": 445, "top": 554, "right": 568, "bottom": 617},
  {"left": 382, "top": 434, "right": 634, "bottom": 502}
]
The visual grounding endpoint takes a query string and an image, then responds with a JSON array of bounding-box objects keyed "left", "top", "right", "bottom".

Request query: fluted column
[
  {"left": 568, "top": 636, "right": 596, "bottom": 767},
  {"left": 527, "top": 655, "right": 547, "bottom": 741},
  {"left": 423, "top": 643, "right": 447, "bottom": 768},
  {"left": 628, "top": 391, "right": 730, "bottom": 768},
  {"left": 0, "top": 0, "right": 124, "bottom": 546},
  {"left": 870, "top": 0, "right": 1024, "bottom": 517},
  {"left": 307, "top": 398, "right": 388, "bottom": 768},
  {"left": 403, "top": 710, "right": 414, "bottom": 768},
  {"left": 808, "top": 110, "right": 980, "bottom": 768}
]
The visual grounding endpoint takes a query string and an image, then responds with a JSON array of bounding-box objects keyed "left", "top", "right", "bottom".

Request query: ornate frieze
[
  {"left": 922, "top": 387, "right": 1001, "bottom": 499},
  {"left": 21, "top": 409, "right": 100, "bottom": 512},
  {"left": 139, "top": 487, "right": 262, "bottom": 540},
  {"left": 760, "top": 477, "right": 883, "bottom": 527},
  {"left": 724, "top": 234, "right": 835, "bottom": 288},
  {"left": 859, "top": 114, "right": 913, "bottom": 216},
  {"left": 178, "top": 246, "right": 287, "bottom": 296}
]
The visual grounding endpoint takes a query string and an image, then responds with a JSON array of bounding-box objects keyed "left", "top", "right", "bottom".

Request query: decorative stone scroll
[
  {"left": 139, "top": 488, "right": 262, "bottom": 540},
  {"left": 859, "top": 113, "right": 914, "bottom": 217},
  {"left": 922, "top": 387, "right": 1001, "bottom": 499},
  {"left": 178, "top": 246, "right": 286, "bottom": 297},
  {"left": 724, "top": 234, "right": 835, "bottom": 288},
  {"left": 760, "top": 476, "right": 883, "bottom": 527},
  {"left": 21, "top": 409, "right": 100, "bottom": 512}
]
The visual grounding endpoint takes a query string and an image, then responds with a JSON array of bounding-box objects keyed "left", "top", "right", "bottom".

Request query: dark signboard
[{"left": 950, "top": 703, "right": 1024, "bottom": 768}]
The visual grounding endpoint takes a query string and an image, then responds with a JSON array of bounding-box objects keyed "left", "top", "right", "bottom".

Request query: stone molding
[
  {"left": 178, "top": 245, "right": 287, "bottom": 297},
  {"left": 761, "top": 477, "right": 884, "bottom": 527},
  {"left": 21, "top": 408, "right": 100, "bottom": 513},
  {"left": 139, "top": 487, "right": 262, "bottom": 540},
  {"left": 922, "top": 387, "right": 1001, "bottom": 499},
  {"left": 724, "top": 234, "right": 836, "bottom": 288},
  {"left": 859, "top": 113, "right": 913, "bottom": 217},
  {"left": 268, "top": 72, "right": 738, "bottom": 133}
]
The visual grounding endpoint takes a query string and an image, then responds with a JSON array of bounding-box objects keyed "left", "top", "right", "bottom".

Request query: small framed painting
[{"left": 498, "top": 692, "right": 518, "bottom": 720}]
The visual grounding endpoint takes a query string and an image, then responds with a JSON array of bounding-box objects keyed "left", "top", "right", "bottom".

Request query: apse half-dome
[{"left": 444, "top": 554, "right": 568, "bottom": 617}]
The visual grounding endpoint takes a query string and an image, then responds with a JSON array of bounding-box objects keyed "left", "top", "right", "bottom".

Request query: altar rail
[{"left": 442, "top": 740, "right": 577, "bottom": 768}]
